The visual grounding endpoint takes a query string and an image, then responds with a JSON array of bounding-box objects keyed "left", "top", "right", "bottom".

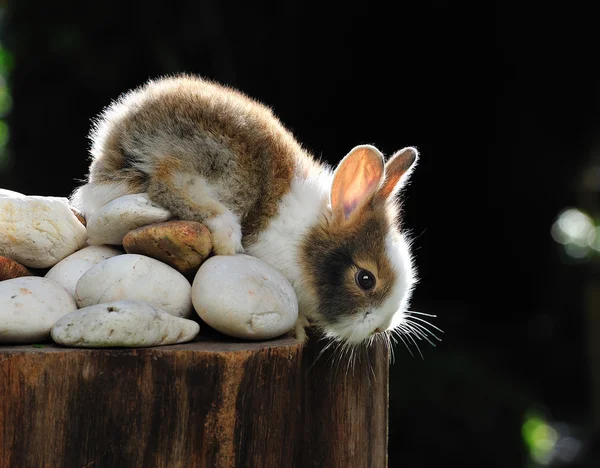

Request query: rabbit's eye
[{"left": 356, "top": 269, "right": 376, "bottom": 291}]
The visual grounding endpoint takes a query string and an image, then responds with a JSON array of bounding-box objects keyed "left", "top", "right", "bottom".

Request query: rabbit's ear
[
  {"left": 330, "top": 145, "right": 384, "bottom": 221},
  {"left": 376, "top": 147, "right": 418, "bottom": 200}
]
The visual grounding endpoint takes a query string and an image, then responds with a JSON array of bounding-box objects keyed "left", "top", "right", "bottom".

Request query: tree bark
[{"left": 0, "top": 334, "right": 388, "bottom": 467}]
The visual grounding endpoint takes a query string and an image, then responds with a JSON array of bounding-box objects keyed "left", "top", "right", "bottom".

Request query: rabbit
[{"left": 70, "top": 75, "right": 419, "bottom": 345}]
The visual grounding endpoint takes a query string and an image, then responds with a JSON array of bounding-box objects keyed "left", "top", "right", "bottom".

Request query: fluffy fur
[{"left": 71, "top": 74, "right": 419, "bottom": 344}]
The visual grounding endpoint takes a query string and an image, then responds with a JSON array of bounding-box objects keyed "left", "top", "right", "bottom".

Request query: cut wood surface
[{"left": 0, "top": 333, "right": 389, "bottom": 468}]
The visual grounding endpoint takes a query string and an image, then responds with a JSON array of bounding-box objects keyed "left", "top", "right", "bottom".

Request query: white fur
[
  {"left": 204, "top": 211, "right": 244, "bottom": 255},
  {"left": 70, "top": 181, "right": 132, "bottom": 217},
  {"left": 385, "top": 232, "right": 417, "bottom": 331}
]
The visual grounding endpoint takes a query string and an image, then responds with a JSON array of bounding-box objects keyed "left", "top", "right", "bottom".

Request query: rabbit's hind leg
[{"left": 148, "top": 159, "right": 244, "bottom": 256}]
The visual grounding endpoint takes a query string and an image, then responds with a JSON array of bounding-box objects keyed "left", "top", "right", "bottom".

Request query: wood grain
[{"left": 0, "top": 334, "right": 389, "bottom": 467}]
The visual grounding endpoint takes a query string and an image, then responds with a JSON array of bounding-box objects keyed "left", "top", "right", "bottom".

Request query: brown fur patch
[{"left": 154, "top": 156, "right": 183, "bottom": 180}]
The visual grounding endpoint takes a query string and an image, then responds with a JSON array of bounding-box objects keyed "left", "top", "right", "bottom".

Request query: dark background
[{"left": 1, "top": 1, "right": 599, "bottom": 467}]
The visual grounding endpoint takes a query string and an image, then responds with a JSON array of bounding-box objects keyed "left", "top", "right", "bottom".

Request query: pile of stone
[{"left": 0, "top": 189, "right": 298, "bottom": 347}]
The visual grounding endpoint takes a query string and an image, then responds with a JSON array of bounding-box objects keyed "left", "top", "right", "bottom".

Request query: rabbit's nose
[{"left": 374, "top": 327, "right": 385, "bottom": 334}]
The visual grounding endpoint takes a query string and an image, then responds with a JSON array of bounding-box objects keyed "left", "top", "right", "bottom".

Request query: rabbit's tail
[{"left": 69, "top": 178, "right": 138, "bottom": 218}]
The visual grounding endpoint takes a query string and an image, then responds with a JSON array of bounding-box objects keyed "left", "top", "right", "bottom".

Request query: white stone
[
  {"left": 86, "top": 193, "right": 172, "bottom": 245},
  {"left": 45, "top": 245, "right": 123, "bottom": 297},
  {"left": 0, "top": 188, "right": 25, "bottom": 198},
  {"left": 0, "top": 196, "right": 88, "bottom": 268},
  {"left": 192, "top": 254, "right": 298, "bottom": 340},
  {"left": 75, "top": 254, "right": 193, "bottom": 318},
  {"left": 0, "top": 277, "right": 78, "bottom": 343},
  {"left": 51, "top": 300, "right": 200, "bottom": 348}
]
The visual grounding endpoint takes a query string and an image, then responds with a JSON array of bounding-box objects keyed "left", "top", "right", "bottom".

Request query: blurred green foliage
[{"left": 0, "top": 41, "right": 12, "bottom": 171}]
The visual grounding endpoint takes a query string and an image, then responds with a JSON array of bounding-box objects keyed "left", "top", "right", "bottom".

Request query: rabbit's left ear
[
  {"left": 331, "top": 145, "right": 385, "bottom": 221},
  {"left": 377, "top": 147, "right": 418, "bottom": 200}
]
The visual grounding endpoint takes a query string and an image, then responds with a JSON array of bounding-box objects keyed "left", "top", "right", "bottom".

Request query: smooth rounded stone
[
  {"left": 0, "top": 196, "right": 88, "bottom": 268},
  {"left": 86, "top": 193, "right": 172, "bottom": 245},
  {"left": 192, "top": 254, "right": 298, "bottom": 340},
  {"left": 0, "top": 276, "right": 77, "bottom": 343},
  {"left": 0, "top": 188, "right": 25, "bottom": 198},
  {"left": 45, "top": 245, "right": 123, "bottom": 297},
  {"left": 0, "top": 256, "right": 33, "bottom": 280},
  {"left": 76, "top": 254, "right": 193, "bottom": 318},
  {"left": 123, "top": 221, "right": 213, "bottom": 274},
  {"left": 51, "top": 300, "right": 200, "bottom": 348}
]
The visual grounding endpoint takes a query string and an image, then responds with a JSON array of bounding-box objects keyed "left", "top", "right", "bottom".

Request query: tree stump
[{"left": 0, "top": 333, "right": 389, "bottom": 467}]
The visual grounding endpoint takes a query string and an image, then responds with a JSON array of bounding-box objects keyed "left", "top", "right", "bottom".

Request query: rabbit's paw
[{"left": 204, "top": 212, "right": 244, "bottom": 256}]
